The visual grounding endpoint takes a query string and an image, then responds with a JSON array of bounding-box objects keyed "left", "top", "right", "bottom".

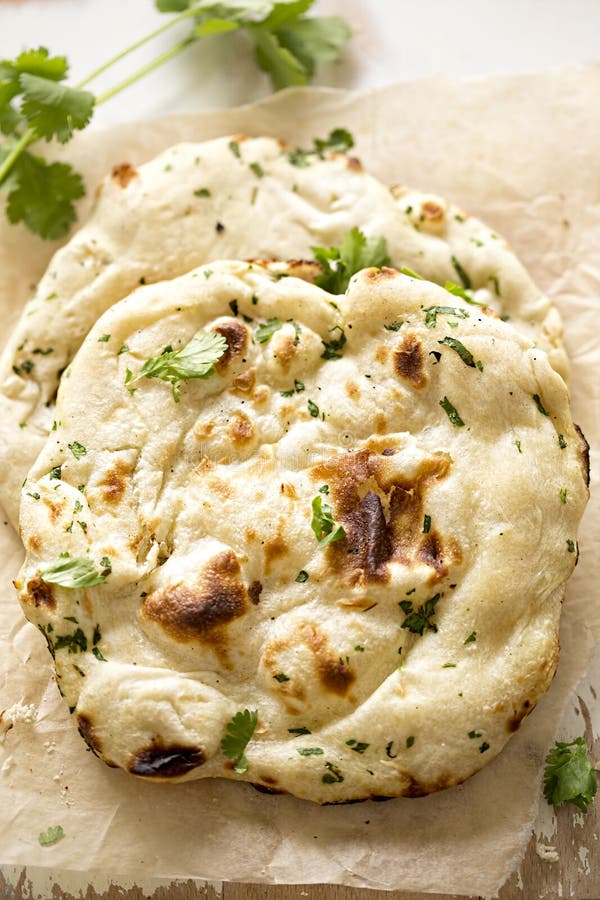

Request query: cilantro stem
[
  {"left": 75, "top": 10, "right": 197, "bottom": 89},
  {"left": 95, "top": 37, "right": 195, "bottom": 106},
  {"left": 0, "top": 128, "right": 36, "bottom": 186}
]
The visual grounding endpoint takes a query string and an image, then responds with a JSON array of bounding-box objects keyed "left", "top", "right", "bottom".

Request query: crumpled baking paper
[{"left": 0, "top": 66, "right": 599, "bottom": 896}]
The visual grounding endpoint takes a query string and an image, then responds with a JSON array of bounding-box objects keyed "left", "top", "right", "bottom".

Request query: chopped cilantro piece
[
  {"left": 38, "top": 824, "right": 65, "bottom": 846},
  {"left": 311, "top": 494, "right": 345, "bottom": 547},
  {"left": 322, "top": 761, "right": 344, "bottom": 784},
  {"left": 220, "top": 708, "right": 258, "bottom": 774},
  {"left": 400, "top": 594, "right": 441, "bottom": 636},
  {"left": 451, "top": 255, "right": 471, "bottom": 289},
  {"left": 321, "top": 325, "right": 347, "bottom": 360},
  {"left": 439, "top": 396, "right": 465, "bottom": 427},
  {"left": 255, "top": 317, "right": 282, "bottom": 343},
  {"left": 346, "top": 739, "right": 369, "bottom": 753},
  {"left": 424, "top": 306, "right": 469, "bottom": 329},
  {"left": 68, "top": 440, "right": 86, "bottom": 459},
  {"left": 543, "top": 737, "right": 597, "bottom": 812},
  {"left": 438, "top": 335, "right": 481, "bottom": 368}
]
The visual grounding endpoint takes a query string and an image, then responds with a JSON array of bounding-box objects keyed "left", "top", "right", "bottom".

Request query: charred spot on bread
[{"left": 129, "top": 743, "right": 206, "bottom": 778}]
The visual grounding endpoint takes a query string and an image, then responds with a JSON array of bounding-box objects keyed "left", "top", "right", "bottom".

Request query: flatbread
[
  {"left": 0, "top": 134, "right": 566, "bottom": 526},
  {"left": 14, "top": 260, "right": 588, "bottom": 803}
]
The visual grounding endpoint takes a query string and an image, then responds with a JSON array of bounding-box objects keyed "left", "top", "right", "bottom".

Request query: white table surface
[
  {"left": 1, "top": 1, "right": 599, "bottom": 897},
  {"left": 2, "top": 0, "right": 600, "bottom": 126}
]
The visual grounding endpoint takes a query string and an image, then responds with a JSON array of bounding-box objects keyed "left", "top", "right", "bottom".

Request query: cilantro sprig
[
  {"left": 125, "top": 329, "right": 227, "bottom": 401},
  {"left": 543, "top": 737, "right": 597, "bottom": 813},
  {"left": 0, "top": 3, "right": 351, "bottom": 238},
  {"left": 312, "top": 226, "right": 391, "bottom": 294},
  {"left": 220, "top": 708, "right": 258, "bottom": 774}
]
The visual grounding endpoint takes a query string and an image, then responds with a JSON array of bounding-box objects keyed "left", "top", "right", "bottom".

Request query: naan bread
[
  {"left": 0, "top": 134, "right": 565, "bottom": 526},
  {"left": 15, "top": 260, "right": 588, "bottom": 803}
]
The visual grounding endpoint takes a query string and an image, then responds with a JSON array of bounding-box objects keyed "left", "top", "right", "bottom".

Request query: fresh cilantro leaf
[
  {"left": 261, "top": 0, "right": 312, "bottom": 29},
  {"left": 6, "top": 151, "right": 84, "bottom": 239},
  {"left": 20, "top": 74, "right": 95, "bottom": 143},
  {"left": 543, "top": 737, "right": 597, "bottom": 812},
  {"left": 155, "top": 0, "right": 190, "bottom": 10},
  {"left": 255, "top": 317, "right": 283, "bottom": 343},
  {"left": 400, "top": 593, "right": 441, "bottom": 635},
  {"left": 311, "top": 494, "right": 345, "bottom": 547},
  {"left": 128, "top": 329, "right": 227, "bottom": 401},
  {"left": 424, "top": 306, "right": 470, "bottom": 329},
  {"left": 252, "top": 27, "right": 308, "bottom": 89},
  {"left": 11, "top": 47, "right": 68, "bottom": 81},
  {"left": 313, "top": 227, "right": 390, "bottom": 294},
  {"left": 444, "top": 280, "right": 486, "bottom": 308},
  {"left": 194, "top": 17, "right": 241, "bottom": 35},
  {"left": 38, "top": 825, "right": 65, "bottom": 846},
  {"left": 313, "top": 127, "right": 354, "bottom": 155},
  {"left": 0, "top": 103, "right": 20, "bottom": 137},
  {"left": 399, "top": 265, "right": 424, "bottom": 279},
  {"left": 40, "top": 557, "right": 109, "bottom": 588},
  {"left": 274, "top": 16, "right": 351, "bottom": 79},
  {"left": 220, "top": 708, "right": 258, "bottom": 773}
]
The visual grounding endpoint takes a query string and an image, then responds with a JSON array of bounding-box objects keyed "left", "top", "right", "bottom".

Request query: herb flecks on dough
[
  {"left": 321, "top": 325, "right": 347, "bottom": 360},
  {"left": 438, "top": 336, "right": 483, "bottom": 370},
  {"left": 220, "top": 708, "right": 258, "bottom": 774},
  {"left": 40, "top": 556, "right": 109, "bottom": 588},
  {"left": 312, "top": 227, "right": 391, "bottom": 294},
  {"left": 439, "top": 396, "right": 465, "bottom": 427},
  {"left": 424, "top": 306, "right": 470, "bottom": 329},
  {"left": 543, "top": 737, "right": 597, "bottom": 812},
  {"left": 255, "top": 317, "right": 282, "bottom": 343},
  {"left": 288, "top": 127, "right": 354, "bottom": 167},
  {"left": 322, "top": 761, "right": 344, "bottom": 784},
  {"left": 125, "top": 329, "right": 227, "bottom": 401},
  {"left": 399, "top": 594, "right": 441, "bottom": 636},
  {"left": 444, "top": 279, "right": 486, "bottom": 308},
  {"left": 311, "top": 494, "right": 346, "bottom": 548}
]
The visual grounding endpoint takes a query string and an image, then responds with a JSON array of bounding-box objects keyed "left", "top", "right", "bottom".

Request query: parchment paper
[{"left": 1, "top": 66, "right": 599, "bottom": 897}]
